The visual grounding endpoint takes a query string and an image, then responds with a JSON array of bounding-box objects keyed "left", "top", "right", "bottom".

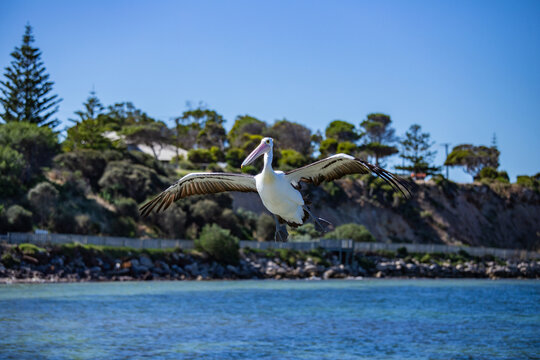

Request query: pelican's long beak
[{"left": 241, "top": 142, "right": 269, "bottom": 168}]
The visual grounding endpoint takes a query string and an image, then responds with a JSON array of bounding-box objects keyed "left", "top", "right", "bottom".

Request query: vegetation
[
  {"left": 0, "top": 25, "right": 61, "bottom": 128},
  {"left": 445, "top": 144, "right": 500, "bottom": 179},
  {"left": 324, "top": 223, "right": 376, "bottom": 242},
  {"left": 396, "top": 124, "right": 440, "bottom": 176},
  {"left": 359, "top": 113, "right": 398, "bottom": 166},
  {"left": 195, "top": 224, "right": 240, "bottom": 265},
  {"left": 0, "top": 24, "right": 536, "bottom": 245}
]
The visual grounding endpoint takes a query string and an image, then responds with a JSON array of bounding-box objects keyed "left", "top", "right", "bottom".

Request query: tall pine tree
[
  {"left": 0, "top": 25, "right": 61, "bottom": 128},
  {"left": 396, "top": 124, "right": 440, "bottom": 176}
]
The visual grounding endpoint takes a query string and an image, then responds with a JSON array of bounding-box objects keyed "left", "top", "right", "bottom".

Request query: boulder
[{"left": 139, "top": 255, "right": 153, "bottom": 268}]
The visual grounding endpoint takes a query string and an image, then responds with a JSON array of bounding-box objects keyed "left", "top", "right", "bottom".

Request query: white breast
[{"left": 255, "top": 171, "right": 305, "bottom": 225}]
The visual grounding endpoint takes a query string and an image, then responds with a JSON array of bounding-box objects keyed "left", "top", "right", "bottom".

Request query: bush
[
  {"left": 187, "top": 148, "right": 215, "bottom": 164},
  {"left": 0, "top": 145, "right": 25, "bottom": 197},
  {"left": 18, "top": 243, "right": 46, "bottom": 255},
  {"left": 27, "top": 182, "right": 59, "bottom": 224},
  {"left": 0, "top": 122, "right": 59, "bottom": 185},
  {"left": 190, "top": 199, "right": 221, "bottom": 224},
  {"left": 256, "top": 213, "right": 275, "bottom": 241},
  {"left": 225, "top": 147, "right": 246, "bottom": 168},
  {"left": 54, "top": 150, "right": 108, "bottom": 189},
  {"left": 108, "top": 216, "right": 137, "bottom": 237},
  {"left": 279, "top": 149, "right": 308, "bottom": 170},
  {"left": 98, "top": 160, "right": 166, "bottom": 202},
  {"left": 516, "top": 175, "right": 539, "bottom": 191},
  {"left": 324, "top": 223, "right": 376, "bottom": 242},
  {"left": 115, "top": 197, "right": 139, "bottom": 219},
  {"left": 156, "top": 204, "right": 187, "bottom": 239},
  {"left": 74, "top": 214, "right": 100, "bottom": 235},
  {"left": 195, "top": 224, "right": 239, "bottom": 265},
  {"left": 6, "top": 205, "right": 33, "bottom": 232},
  {"left": 396, "top": 246, "right": 408, "bottom": 257},
  {"left": 476, "top": 167, "right": 510, "bottom": 183}
]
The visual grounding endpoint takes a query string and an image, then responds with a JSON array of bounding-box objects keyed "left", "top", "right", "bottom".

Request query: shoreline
[
  {"left": 1, "top": 276, "right": 539, "bottom": 285},
  {"left": 1, "top": 242, "right": 539, "bottom": 284}
]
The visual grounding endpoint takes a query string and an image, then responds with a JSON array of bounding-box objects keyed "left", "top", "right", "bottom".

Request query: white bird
[{"left": 140, "top": 137, "right": 414, "bottom": 241}]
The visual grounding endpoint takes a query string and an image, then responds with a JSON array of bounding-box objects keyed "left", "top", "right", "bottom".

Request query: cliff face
[{"left": 232, "top": 179, "right": 540, "bottom": 250}]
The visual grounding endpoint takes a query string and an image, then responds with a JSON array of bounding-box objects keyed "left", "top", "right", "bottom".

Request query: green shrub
[
  {"left": 108, "top": 216, "right": 137, "bottom": 237},
  {"left": 190, "top": 199, "right": 221, "bottom": 224},
  {"left": 0, "top": 122, "right": 59, "bottom": 185},
  {"left": 1, "top": 252, "right": 20, "bottom": 267},
  {"left": 256, "top": 213, "right": 275, "bottom": 241},
  {"left": 74, "top": 214, "right": 100, "bottom": 235},
  {"left": 28, "top": 182, "right": 59, "bottom": 225},
  {"left": 324, "top": 223, "right": 376, "bottom": 242},
  {"left": 396, "top": 246, "right": 408, "bottom": 257},
  {"left": 279, "top": 149, "right": 307, "bottom": 171},
  {"left": 6, "top": 205, "right": 33, "bottom": 232},
  {"left": 0, "top": 145, "right": 25, "bottom": 197},
  {"left": 420, "top": 253, "right": 432, "bottom": 263},
  {"left": 53, "top": 150, "right": 108, "bottom": 189},
  {"left": 195, "top": 224, "right": 239, "bottom": 265},
  {"left": 115, "top": 197, "right": 139, "bottom": 219},
  {"left": 98, "top": 160, "right": 165, "bottom": 202},
  {"left": 225, "top": 147, "right": 246, "bottom": 168},
  {"left": 187, "top": 148, "right": 215, "bottom": 164},
  {"left": 156, "top": 204, "right": 187, "bottom": 239},
  {"left": 516, "top": 175, "right": 539, "bottom": 191},
  {"left": 18, "top": 243, "right": 46, "bottom": 255},
  {"left": 476, "top": 167, "right": 510, "bottom": 183}
]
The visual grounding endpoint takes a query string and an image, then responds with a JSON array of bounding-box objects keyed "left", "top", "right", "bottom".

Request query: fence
[{"left": 3, "top": 232, "right": 539, "bottom": 260}]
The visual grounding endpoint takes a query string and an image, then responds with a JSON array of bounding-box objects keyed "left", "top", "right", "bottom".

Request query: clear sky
[{"left": 1, "top": 0, "right": 539, "bottom": 182}]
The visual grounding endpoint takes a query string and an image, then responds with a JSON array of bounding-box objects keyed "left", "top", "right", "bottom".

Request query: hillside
[{"left": 232, "top": 176, "right": 540, "bottom": 250}]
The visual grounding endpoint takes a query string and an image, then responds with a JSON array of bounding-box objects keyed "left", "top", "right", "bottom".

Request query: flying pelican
[{"left": 140, "top": 137, "right": 414, "bottom": 241}]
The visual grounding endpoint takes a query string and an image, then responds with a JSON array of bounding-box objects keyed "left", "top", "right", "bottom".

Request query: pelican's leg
[
  {"left": 303, "top": 206, "right": 332, "bottom": 233},
  {"left": 273, "top": 215, "right": 289, "bottom": 242}
]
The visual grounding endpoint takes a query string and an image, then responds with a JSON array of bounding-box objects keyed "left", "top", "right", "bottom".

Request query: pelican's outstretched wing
[
  {"left": 284, "top": 154, "right": 415, "bottom": 198},
  {"left": 140, "top": 172, "right": 257, "bottom": 217}
]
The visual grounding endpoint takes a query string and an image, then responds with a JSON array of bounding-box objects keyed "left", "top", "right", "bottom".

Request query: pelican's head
[{"left": 241, "top": 137, "right": 273, "bottom": 168}]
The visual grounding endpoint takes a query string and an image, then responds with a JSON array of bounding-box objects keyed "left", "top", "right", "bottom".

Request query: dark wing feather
[
  {"left": 140, "top": 172, "right": 257, "bottom": 217},
  {"left": 284, "top": 154, "right": 415, "bottom": 198}
]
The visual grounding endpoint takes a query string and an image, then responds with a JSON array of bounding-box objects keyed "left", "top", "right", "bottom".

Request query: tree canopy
[
  {"left": 445, "top": 144, "right": 499, "bottom": 178},
  {"left": 325, "top": 120, "right": 360, "bottom": 143},
  {"left": 359, "top": 113, "right": 398, "bottom": 166}
]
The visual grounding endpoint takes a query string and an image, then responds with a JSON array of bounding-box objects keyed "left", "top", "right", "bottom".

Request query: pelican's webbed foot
[
  {"left": 273, "top": 215, "right": 289, "bottom": 242},
  {"left": 303, "top": 206, "right": 332, "bottom": 233}
]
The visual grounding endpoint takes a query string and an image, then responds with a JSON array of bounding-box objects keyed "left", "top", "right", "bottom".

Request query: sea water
[{"left": 0, "top": 279, "right": 538, "bottom": 359}]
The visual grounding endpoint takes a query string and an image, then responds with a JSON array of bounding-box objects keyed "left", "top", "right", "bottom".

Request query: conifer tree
[
  {"left": 396, "top": 124, "right": 439, "bottom": 176},
  {"left": 0, "top": 25, "right": 61, "bottom": 128}
]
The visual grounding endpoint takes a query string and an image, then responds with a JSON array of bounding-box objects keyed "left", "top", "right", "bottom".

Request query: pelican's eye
[{"left": 266, "top": 140, "right": 270, "bottom": 144}]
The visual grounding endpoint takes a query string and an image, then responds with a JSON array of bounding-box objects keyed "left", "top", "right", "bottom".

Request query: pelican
[{"left": 140, "top": 137, "right": 414, "bottom": 241}]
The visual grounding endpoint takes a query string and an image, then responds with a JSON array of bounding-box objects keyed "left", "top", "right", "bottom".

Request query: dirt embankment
[{"left": 232, "top": 179, "right": 540, "bottom": 250}]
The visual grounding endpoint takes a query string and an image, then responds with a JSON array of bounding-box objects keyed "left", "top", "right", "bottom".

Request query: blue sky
[{"left": 1, "top": 0, "right": 539, "bottom": 182}]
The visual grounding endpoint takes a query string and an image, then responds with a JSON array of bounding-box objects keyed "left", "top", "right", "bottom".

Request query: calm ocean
[{"left": 0, "top": 279, "right": 538, "bottom": 359}]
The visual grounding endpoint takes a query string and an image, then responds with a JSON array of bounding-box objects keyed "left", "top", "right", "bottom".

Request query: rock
[
  {"left": 374, "top": 271, "right": 385, "bottom": 278},
  {"left": 323, "top": 269, "right": 334, "bottom": 279},
  {"left": 132, "top": 265, "right": 149, "bottom": 274},
  {"left": 89, "top": 266, "right": 101, "bottom": 273},
  {"left": 51, "top": 256, "right": 64, "bottom": 267},
  {"left": 226, "top": 264, "right": 239, "bottom": 275},
  {"left": 185, "top": 263, "right": 198, "bottom": 276},
  {"left": 139, "top": 255, "right": 153, "bottom": 268},
  {"left": 304, "top": 264, "right": 318, "bottom": 275}
]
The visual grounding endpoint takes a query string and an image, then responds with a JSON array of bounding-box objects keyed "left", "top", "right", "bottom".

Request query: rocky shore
[{"left": 1, "top": 243, "right": 538, "bottom": 283}]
